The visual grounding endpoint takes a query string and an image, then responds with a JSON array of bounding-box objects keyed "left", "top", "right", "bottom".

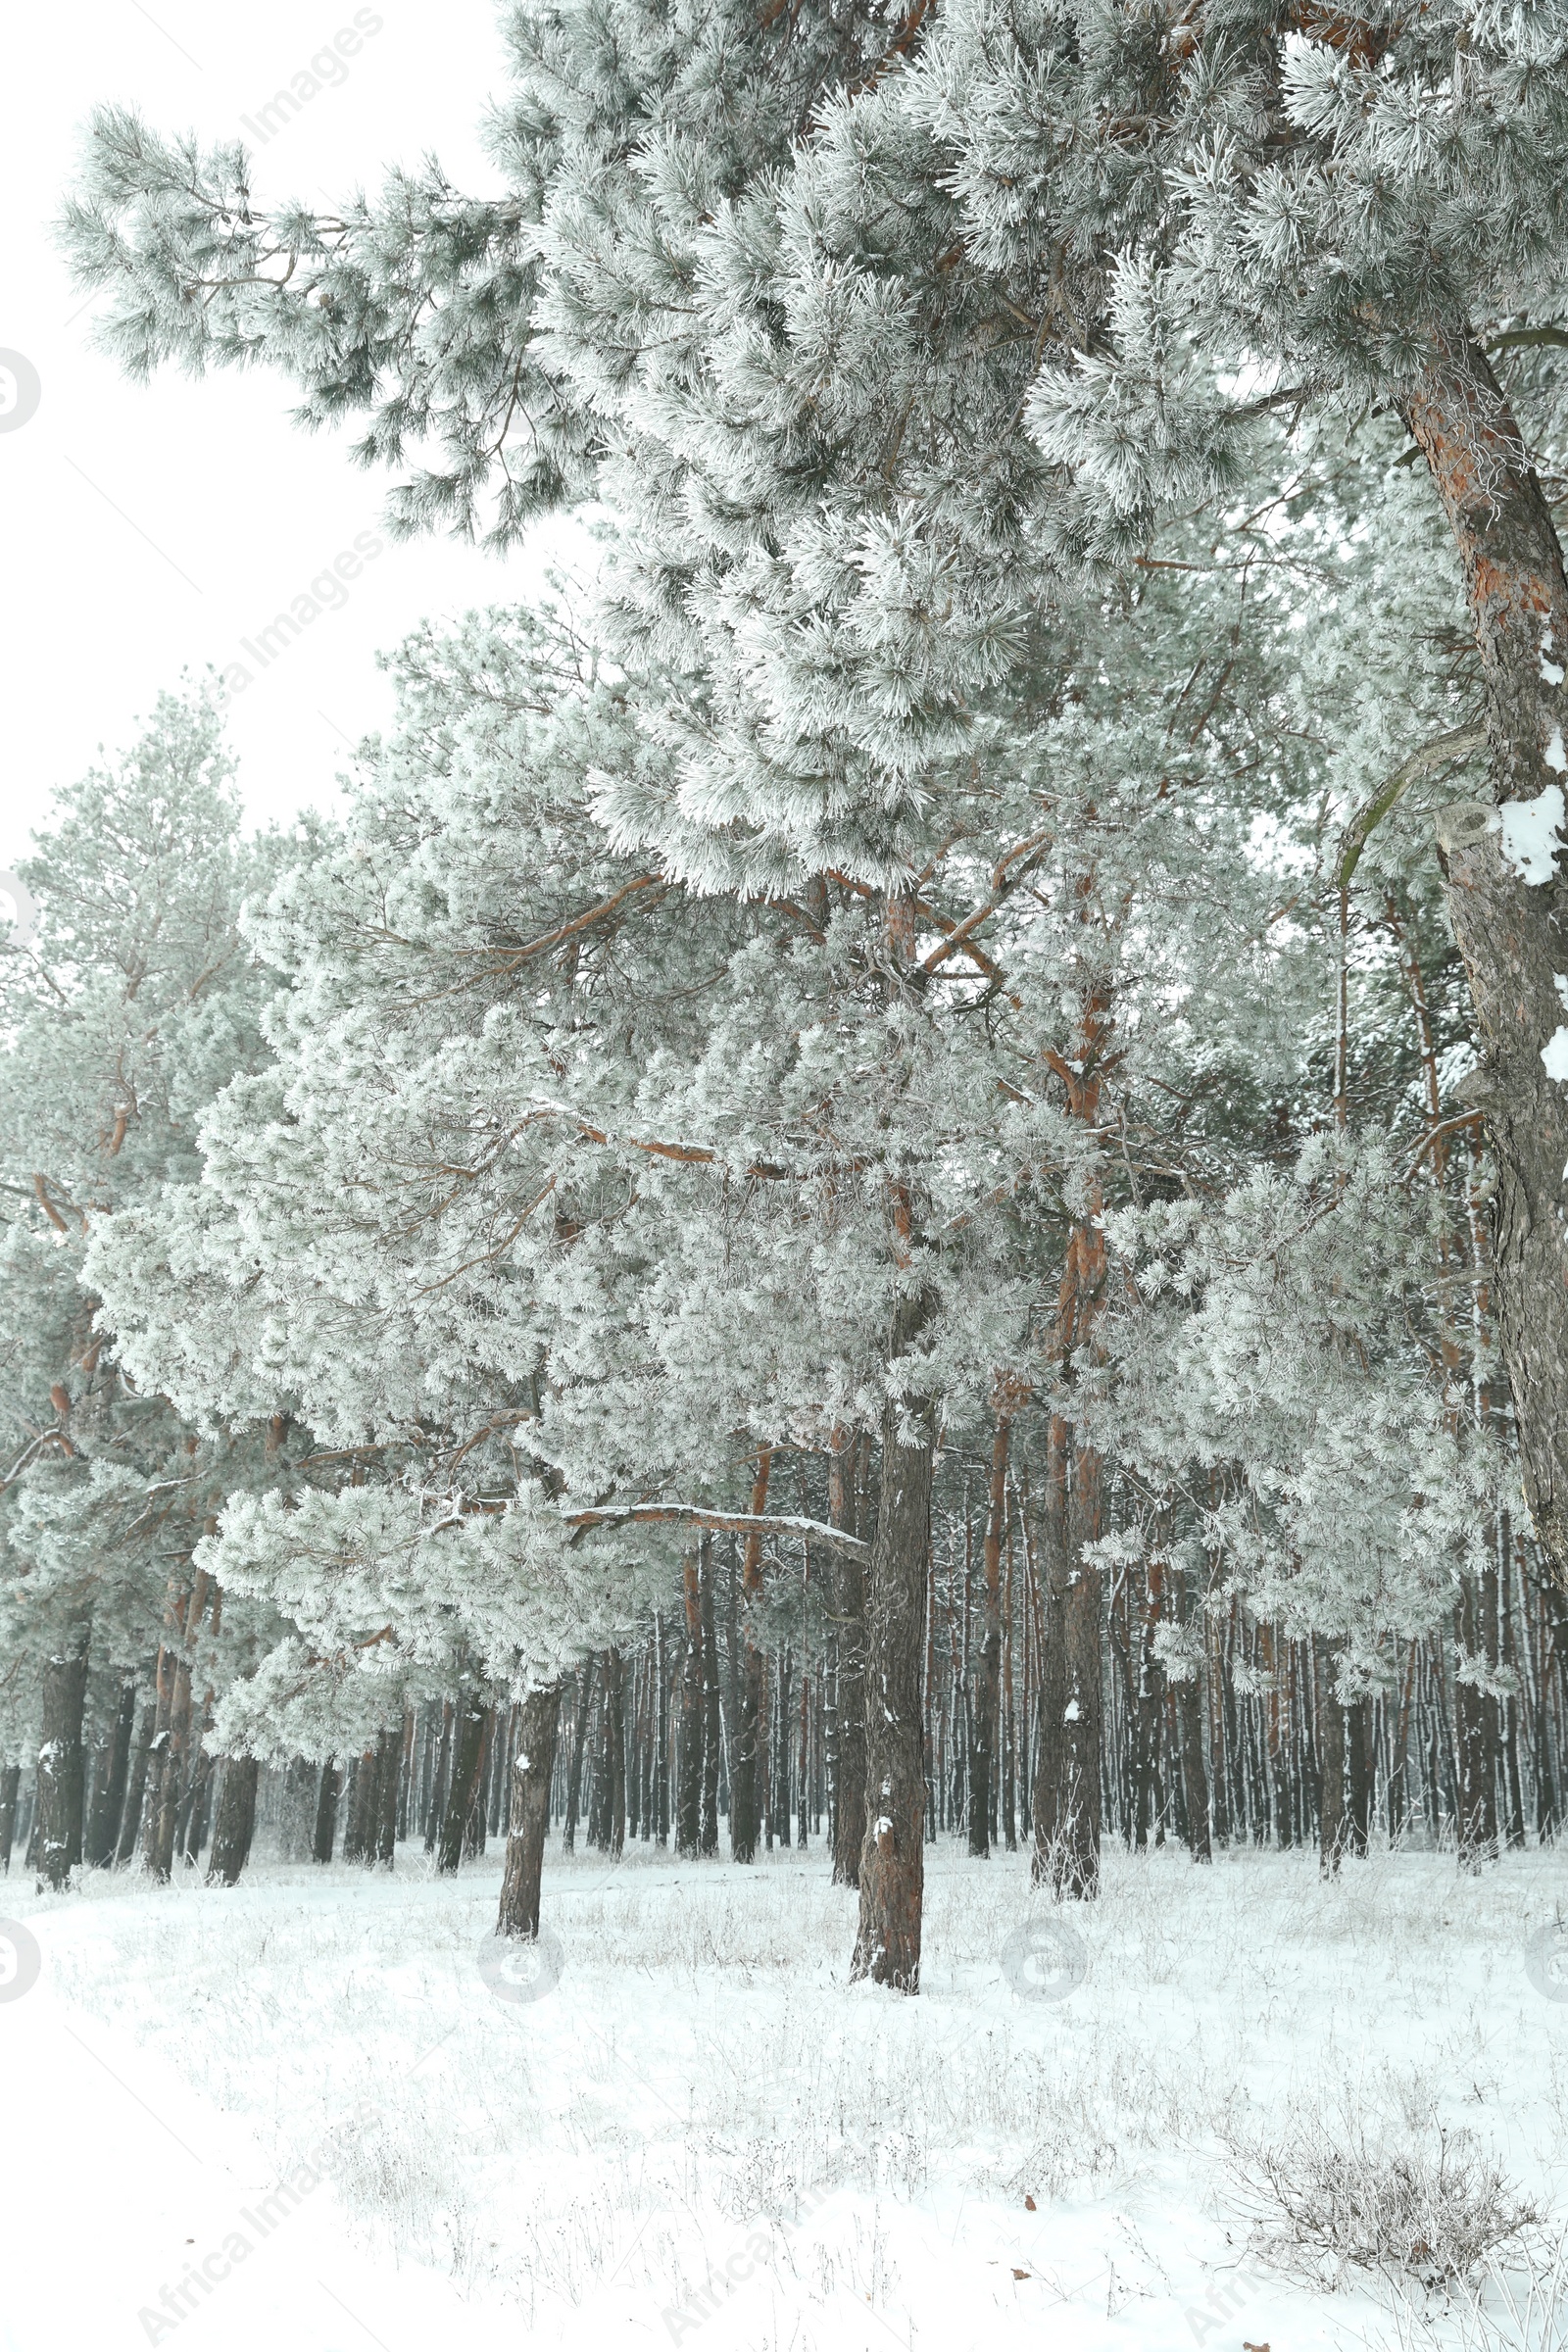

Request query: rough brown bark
[
  {"left": 498, "top": 1682, "right": 563, "bottom": 1938},
  {"left": 1402, "top": 335, "right": 1568, "bottom": 1593},
  {"left": 206, "top": 1756, "right": 260, "bottom": 1886},
  {"left": 852, "top": 1295, "right": 936, "bottom": 1993},
  {"left": 829, "top": 1432, "right": 866, "bottom": 1886},
  {"left": 1031, "top": 973, "right": 1110, "bottom": 1899},
  {"left": 1032, "top": 1416, "right": 1103, "bottom": 1898},
  {"left": 36, "top": 1622, "right": 91, "bottom": 1892}
]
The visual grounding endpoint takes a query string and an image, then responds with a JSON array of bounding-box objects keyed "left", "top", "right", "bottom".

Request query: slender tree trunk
[
  {"left": 36, "top": 1621, "right": 91, "bottom": 1892},
  {"left": 602, "top": 1647, "right": 626, "bottom": 1859},
  {"left": 1314, "top": 1640, "right": 1348, "bottom": 1876},
  {"left": 115, "top": 1703, "right": 157, "bottom": 1868},
  {"left": 563, "top": 1658, "right": 594, "bottom": 1853},
  {"left": 1169, "top": 1566, "right": 1211, "bottom": 1863},
  {"left": 699, "top": 1533, "right": 721, "bottom": 1856},
  {"left": 1455, "top": 1585, "right": 1500, "bottom": 1868},
  {"left": 375, "top": 1723, "right": 403, "bottom": 1866},
  {"left": 969, "top": 1411, "right": 1011, "bottom": 1859},
  {"left": 676, "top": 1548, "right": 703, "bottom": 1857},
  {"left": 1403, "top": 336, "right": 1568, "bottom": 1594},
  {"left": 852, "top": 1294, "right": 936, "bottom": 1993},
  {"left": 829, "top": 1430, "right": 866, "bottom": 1887},
  {"left": 206, "top": 1757, "right": 260, "bottom": 1886},
  {"left": 731, "top": 1452, "right": 772, "bottom": 1864},
  {"left": 85, "top": 1677, "right": 137, "bottom": 1869},
  {"left": 1346, "top": 1696, "right": 1373, "bottom": 1857},
  {"left": 498, "top": 1682, "right": 564, "bottom": 1939},
  {"left": 437, "top": 1695, "right": 489, "bottom": 1874},
  {"left": 0, "top": 1765, "right": 19, "bottom": 1874}
]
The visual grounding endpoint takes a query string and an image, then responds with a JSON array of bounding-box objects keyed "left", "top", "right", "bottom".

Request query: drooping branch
[{"left": 562, "top": 1501, "right": 868, "bottom": 1556}]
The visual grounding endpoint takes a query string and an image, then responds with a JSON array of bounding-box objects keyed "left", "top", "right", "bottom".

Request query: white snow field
[{"left": 3, "top": 1838, "right": 1566, "bottom": 2352}]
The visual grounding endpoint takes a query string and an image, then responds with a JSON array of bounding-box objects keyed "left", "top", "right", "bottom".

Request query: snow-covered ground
[{"left": 3, "top": 1838, "right": 1566, "bottom": 2352}]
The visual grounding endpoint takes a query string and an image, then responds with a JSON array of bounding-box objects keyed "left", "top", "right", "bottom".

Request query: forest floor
[{"left": 3, "top": 1837, "right": 1566, "bottom": 2352}]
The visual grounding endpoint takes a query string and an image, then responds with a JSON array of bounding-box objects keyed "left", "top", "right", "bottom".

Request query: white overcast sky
[{"left": 0, "top": 0, "right": 578, "bottom": 873}]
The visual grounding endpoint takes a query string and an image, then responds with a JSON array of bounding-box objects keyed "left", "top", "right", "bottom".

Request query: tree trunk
[
  {"left": 114, "top": 1703, "right": 157, "bottom": 1867},
  {"left": 699, "top": 1533, "right": 721, "bottom": 1856},
  {"left": 437, "top": 1695, "right": 489, "bottom": 1874},
  {"left": 1170, "top": 1567, "right": 1212, "bottom": 1863},
  {"left": 312, "top": 1759, "right": 340, "bottom": 1863},
  {"left": 1347, "top": 1696, "right": 1373, "bottom": 1858},
  {"left": 1032, "top": 1417, "right": 1103, "bottom": 1900},
  {"left": 85, "top": 1677, "right": 137, "bottom": 1869},
  {"left": 1402, "top": 335, "right": 1568, "bottom": 1594},
  {"left": 498, "top": 1682, "right": 564, "bottom": 1939},
  {"left": 1314, "top": 1640, "right": 1348, "bottom": 1877},
  {"left": 206, "top": 1757, "right": 260, "bottom": 1886},
  {"left": 969, "top": 1412, "right": 1010, "bottom": 1859},
  {"left": 676, "top": 1547, "right": 703, "bottom": 1857},
  {"left": 1454, "top": 1586, "right": 1499, "bottom": 1868},
  {"left": 731, "top": 1452, "right": 772, "bottom": 1863},
  {"left": 36, "top": 1622, "right": 91, "bottom": 1892},
  {"left": 603, "top": 1648, "right": 626, "bottom": 1858},
  {"left": 375, "top": 1723, "right": 402, "bottom": 1866},
  {"left": 0, "top": 1764, "right": 18, "bottom": 1875},
  {"left": 563, "top": 1658, "right": 594, "bottom": 1853},
  {"left": 852, "top": 1297, "right": 936, "bottom": 1993},
  {"left": 145, "top": 1573, "right": 206, "bottom": 1883},
  {"left": 829, "top": 1432, "right": 866, "bottom": 1887}
]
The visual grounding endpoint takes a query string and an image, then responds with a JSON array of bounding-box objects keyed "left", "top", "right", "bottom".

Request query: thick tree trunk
[
  {"left": 144, "top": 1573, "right": 207, "bottom": 1883},
  {"left": 563, "top": 1659, "right": 594, "bottom": 1853},
  {"left": 852, "top": 1297, "right": 936, "bottom": 1993},
  {"left": 312, "top": 1759, "right": 340, "bottom": 1863},
  {"left": 1032, "top": 1417, "right": 1103, "bottom": 1899},
  {"left": 498, "top": 1682, "right": 564, "bottom": 1939},
  {"left": 36, "top": 1622, "right": 91, "bottom": 1892},
  {"left": 676, "top": 1547, "right": 703, "bottom": 1857},
  {"left": 699, "top": 1534, "right": 721, "bottom": 1856},
  {"left": 829, "top": 1432, "right": 866, "bottom": 1887},
  {"left": 115, "top": 1703, "right": 157, "bottom": 1867},
  {"left": 85, "top": 1677, "right": 137, "bottom": 1869},
  {"left": 437, "top": 1696, "right": 489, "bottom": 1874},
  {"left": 206, "top": 1757, "right": 260, "bottom": 1886},
  {"left": 1403, "top": 336, "right": 1568, "bottom": 1593},
  {"left": 969, "top": 1412, "right": 1010, "bottom": 1859}
]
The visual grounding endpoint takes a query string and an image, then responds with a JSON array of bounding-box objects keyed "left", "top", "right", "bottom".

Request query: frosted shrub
[{"left": 1233, "top": 2108, "right": 1537, "bottom": 2289}]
